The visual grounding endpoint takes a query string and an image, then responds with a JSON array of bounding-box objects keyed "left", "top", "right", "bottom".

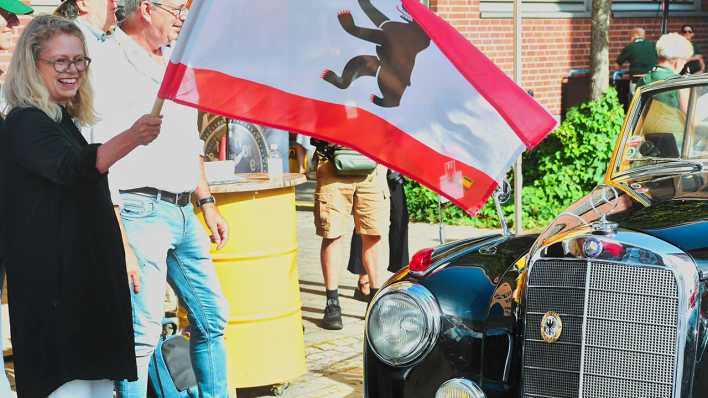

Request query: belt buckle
[{"left": 177, "top": 192, "right": 189, "bottom": 206}]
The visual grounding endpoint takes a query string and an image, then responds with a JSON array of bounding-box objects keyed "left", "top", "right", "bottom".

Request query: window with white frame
[{"left": 479, "top": 0, "right": 702, "bottom": 18}]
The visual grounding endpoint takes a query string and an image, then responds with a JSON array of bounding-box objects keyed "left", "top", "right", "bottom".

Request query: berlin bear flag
[{"left": 158, "top": 0, "right": 557, "bottom": 215}]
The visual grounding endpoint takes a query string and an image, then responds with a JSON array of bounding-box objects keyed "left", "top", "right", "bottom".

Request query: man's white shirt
[{"left": 90, "top": 28, "right": 203, "bottom": 202}]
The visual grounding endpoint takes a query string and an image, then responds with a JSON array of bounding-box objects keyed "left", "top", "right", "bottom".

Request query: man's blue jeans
[{"left": 115, "top": 194, "right": 229, "bottom": 398}]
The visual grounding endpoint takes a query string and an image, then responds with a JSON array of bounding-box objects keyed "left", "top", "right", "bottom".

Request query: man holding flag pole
[{"left": 91, "top": 1, "right": 230, "bottom": 397}]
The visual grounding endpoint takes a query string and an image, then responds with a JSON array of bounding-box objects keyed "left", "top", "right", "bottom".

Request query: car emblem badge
[{"left": 541, "top": 311, "right": 563, "bottom": 343}]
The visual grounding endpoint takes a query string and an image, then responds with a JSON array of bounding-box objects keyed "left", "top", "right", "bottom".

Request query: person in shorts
[{"left": 312, "top": 139, "right": 390, "bottom": 330}]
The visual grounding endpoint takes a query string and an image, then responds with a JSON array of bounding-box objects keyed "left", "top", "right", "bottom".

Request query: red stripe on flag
[
  {"left": 159, "top": 62, "right": 498, "bottom": 215},
  {"left": 402, "top": 0, "right": 556, "bottom": 149}
]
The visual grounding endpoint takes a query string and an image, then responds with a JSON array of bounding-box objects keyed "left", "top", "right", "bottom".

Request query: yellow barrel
[{"left": 188, "top": 184, "right": 306, "bottom": 388}]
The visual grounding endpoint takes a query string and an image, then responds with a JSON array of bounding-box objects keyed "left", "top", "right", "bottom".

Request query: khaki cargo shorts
[{"left": 314, "top": 157, "right": 390, "bottom": 239}]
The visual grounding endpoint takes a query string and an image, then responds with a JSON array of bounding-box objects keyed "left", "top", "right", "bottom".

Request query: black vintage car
[{"left": 363, "top": 75, "right": 708, "bottom": 398}]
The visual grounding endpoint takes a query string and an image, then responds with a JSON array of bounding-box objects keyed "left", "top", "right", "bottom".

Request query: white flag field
[{"left": 159, "top": 0, "right": 557, "bottom": 214}]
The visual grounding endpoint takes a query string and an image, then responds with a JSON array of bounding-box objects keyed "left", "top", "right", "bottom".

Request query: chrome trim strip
[
  {"left": 588, "top": 288, "right": 679, "bottom": 300},
  {"left": 583, "top": 344, "right": 676, "bottom": 357},
  {"left": 526, "top": 312, "right": 583, "bottom": 318},
  {"left": 524, "top": 394, "right": 567, "bottom": 398},
  {"left": 578, "top": 260, "right": 592, "bottom": 398},
  {"left": 583, "top": 372, "right": 673, "bottom": 386},
  {"left": 523, "top": 365, "right": 579, "bottom": 375},
  {"left": 526, "top": 338, "right": 581, "bottom": 346},
  {"left": 586, "top": 315, "right": 677, "bottom": 328},
  {"left": 503, "top": 333, "right": 513, "bottom": 383},
  {"left": 526, "top": 285, "right": 585, "bottom": 290}
]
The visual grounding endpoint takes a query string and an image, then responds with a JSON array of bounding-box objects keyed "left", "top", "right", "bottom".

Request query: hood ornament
[{"left": 590, "top": 185, "right": 619, "bottom": 235}]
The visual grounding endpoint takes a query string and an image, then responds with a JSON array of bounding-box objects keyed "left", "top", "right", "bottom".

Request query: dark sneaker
[{"left": 322, "top": 303, "right": 343, "bottom": 330}]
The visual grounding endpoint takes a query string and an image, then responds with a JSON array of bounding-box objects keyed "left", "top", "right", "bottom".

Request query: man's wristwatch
[{"left": 197, "top": 195, "right": 216, "bottom": 208}]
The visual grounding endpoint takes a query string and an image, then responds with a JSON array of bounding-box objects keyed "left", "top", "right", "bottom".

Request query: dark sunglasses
[{"left": 683, "top": 29, "right": 693, "bottom": 34}]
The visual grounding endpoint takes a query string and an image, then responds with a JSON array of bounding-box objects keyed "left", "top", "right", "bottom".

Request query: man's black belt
[{"left": 120, "top": 187, "right": 192, "bottom": 207}]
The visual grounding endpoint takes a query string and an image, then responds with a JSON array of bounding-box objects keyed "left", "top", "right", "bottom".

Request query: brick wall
[{"left": 431, "top": 0, "right": 707, "bottom": 115}]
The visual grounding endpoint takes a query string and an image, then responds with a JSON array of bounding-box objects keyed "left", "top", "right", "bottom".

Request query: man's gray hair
[{"left": 120, "top": 0, "right": 146, "bottom": 19}]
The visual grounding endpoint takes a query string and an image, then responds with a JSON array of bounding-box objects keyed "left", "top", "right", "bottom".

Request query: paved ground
[{"left": 236, "top": 209, "right": 497, "bottom": 397}]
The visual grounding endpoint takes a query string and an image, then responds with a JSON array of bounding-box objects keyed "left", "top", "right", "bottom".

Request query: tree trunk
[{"left": 590, "top": 0, "right": 612, "bottom": 100}]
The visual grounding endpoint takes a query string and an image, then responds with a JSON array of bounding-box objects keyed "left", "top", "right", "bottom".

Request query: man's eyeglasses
[
  {"left": 683, "top": 29, "right": 694, "bottom": 34},
  {"left": 38, "top": 56, "right": 92, "bottom": 73},
  {"left": 151, "top": 2, "right": 187, "bottom": 19}
]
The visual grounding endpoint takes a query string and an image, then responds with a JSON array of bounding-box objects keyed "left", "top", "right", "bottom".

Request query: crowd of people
[{"left": 617, "top": 24, "right": 704, "bottom": 95}]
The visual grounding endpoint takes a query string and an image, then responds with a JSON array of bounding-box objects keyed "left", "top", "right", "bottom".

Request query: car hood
[{"left": 533, "top": 171, "right": 707, "bottom": 271}]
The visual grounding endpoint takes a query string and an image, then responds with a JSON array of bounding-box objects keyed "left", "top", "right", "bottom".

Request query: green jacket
[
  {"left": 617, "top": 38, "right": 658, "bottom": 76},
  {"left": 638, "top": 65, "right": 679, "bottom": 107}
]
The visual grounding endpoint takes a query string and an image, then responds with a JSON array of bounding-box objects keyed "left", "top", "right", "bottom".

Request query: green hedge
[{"left": 405, "top": 88, "right": 626, "bottom": 229}]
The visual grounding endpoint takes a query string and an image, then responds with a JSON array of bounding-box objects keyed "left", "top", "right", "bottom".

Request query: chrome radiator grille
[{"left": 522, "top": 259, "right": 680, "bottom": 398}]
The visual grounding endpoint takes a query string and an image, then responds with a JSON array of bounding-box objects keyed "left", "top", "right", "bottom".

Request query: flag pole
[
  {"left": 150, "top": 0, "right": 189, "bottom": 117},
  {"left": 151, "top": 98, "right": 165, "bottom": 117},
  {"left": 513, "top": 0, "right": 523, "bottom": 235}
]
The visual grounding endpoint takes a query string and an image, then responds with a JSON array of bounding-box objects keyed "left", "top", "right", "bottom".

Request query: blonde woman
[
  {"left": 1, "top": 15, "right": 161, "bottom": 398},
  {"left": 640, "top": 32, "right": 694, "bottom": 89}
]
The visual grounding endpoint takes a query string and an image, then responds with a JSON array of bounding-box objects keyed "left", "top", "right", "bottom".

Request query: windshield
[{"left": 617, "top": 84, "right": 708, "bottom": 174}]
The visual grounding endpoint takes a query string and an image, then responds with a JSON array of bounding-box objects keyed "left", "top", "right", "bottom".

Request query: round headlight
[
  {"left": 366, "top": 282, "right": 440, "bottom": 366},
  {"left": 435, "top": 379, "right": 486, "bottom": 398}
]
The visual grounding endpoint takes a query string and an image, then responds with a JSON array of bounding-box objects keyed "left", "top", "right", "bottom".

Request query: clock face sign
[
  {"left": 228, "top": 120, "right": 269, "bottom": 173},
  {"left": 197, "top": 112, "right": 228, "bottom": 161}
]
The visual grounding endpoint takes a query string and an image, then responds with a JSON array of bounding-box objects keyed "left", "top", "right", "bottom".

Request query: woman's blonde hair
[{"left": 3, "top": 15, "right": 96, "bottom": 125}]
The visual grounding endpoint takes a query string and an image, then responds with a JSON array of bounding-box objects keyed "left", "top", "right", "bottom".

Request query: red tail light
[{"left": 409, "top": 247, "right": 435, "bottom": 273}]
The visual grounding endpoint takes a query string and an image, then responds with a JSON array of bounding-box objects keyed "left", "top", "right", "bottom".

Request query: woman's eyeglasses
[{"left": 39, "top": 56, "right": 92, "bottom": 73}]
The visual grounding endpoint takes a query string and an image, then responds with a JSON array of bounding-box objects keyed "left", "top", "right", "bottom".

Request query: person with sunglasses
[
  {"left": 90, "top": 1, "right": 230, "bottom": 397},
  {"left": 679, "top": 24, "right": 704, "bottom": 74},
  {"left": 1, "top": 15, "right": 163, "bottom": 398}
]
